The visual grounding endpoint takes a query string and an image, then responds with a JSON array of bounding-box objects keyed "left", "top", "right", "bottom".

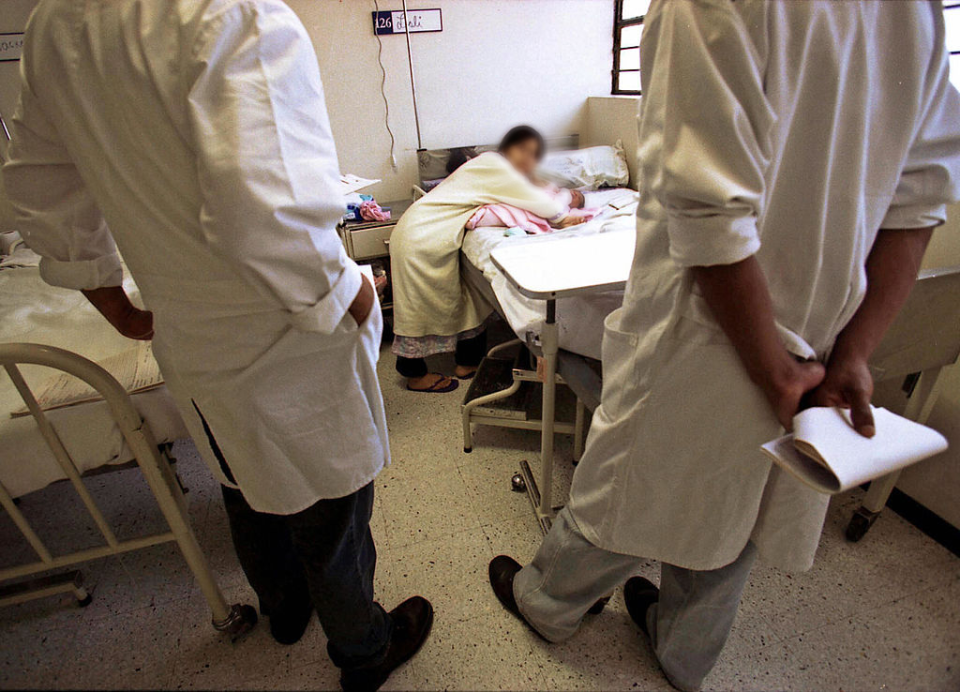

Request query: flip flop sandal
[
  {"left": 407, "top": 373, "right": 459, "bottom": 393},
  {"left": 455, "top": 370, "right": 478, "bottom": 380}
]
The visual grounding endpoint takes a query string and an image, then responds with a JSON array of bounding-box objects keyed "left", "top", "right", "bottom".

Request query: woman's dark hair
[{"left": 498, "top": 125, "right": 546, "bottom": 161}]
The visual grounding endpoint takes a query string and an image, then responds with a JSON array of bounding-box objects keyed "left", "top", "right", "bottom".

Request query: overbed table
[{"left": 491, "top": 230, "right": 635, "bottom": 532}]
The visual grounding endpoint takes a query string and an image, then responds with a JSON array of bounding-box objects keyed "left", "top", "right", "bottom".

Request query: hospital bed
[
  {"left": 0, "top": 248, "right": 256, "bottom": 638},
  {"left": 408, "top": 138, "right": 638, "bottom": 532}
]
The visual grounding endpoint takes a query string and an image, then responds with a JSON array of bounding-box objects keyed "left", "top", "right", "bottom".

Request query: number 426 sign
[{"left": 0, "top": 33, "right": 24, "bottom": 62}]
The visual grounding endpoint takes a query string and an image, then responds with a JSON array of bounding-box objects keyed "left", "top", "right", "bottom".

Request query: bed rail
[{"left": 0, "top": 343, "right": 256, "bottom": 639}]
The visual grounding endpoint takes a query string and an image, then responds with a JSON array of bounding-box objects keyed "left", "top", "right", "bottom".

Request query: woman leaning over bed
[{"left": 390, "top": 126, "right": 584, "bottom": 393}]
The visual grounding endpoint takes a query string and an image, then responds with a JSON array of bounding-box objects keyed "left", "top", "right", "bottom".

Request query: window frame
[
  {"left": 611, "top": 0, "right": 646, "bottom": 96},
  {"left": 946, "top": 2, "right": 960, "bottom": 71}
]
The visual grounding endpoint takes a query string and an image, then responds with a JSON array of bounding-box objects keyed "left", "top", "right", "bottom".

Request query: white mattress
[
  {"left": 0, "top": 255, "right": 188, "bottom": 498},
  {"left": 461, "top": 188, "right": 638, "bottom": 359}
]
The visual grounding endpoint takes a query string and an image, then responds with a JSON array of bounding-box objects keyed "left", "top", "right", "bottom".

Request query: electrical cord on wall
[{"left": 373, "top": 0, "right": 398, "bottom": 170}]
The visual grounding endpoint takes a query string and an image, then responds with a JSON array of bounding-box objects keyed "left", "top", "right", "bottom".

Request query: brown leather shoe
[{"left": 340, "top": 596, "right": 434, "bottom": 692}]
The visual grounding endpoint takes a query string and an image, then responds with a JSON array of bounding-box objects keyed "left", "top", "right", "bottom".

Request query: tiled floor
[{"left": 1, "top": 341, "right": 959, "bottom": 690}]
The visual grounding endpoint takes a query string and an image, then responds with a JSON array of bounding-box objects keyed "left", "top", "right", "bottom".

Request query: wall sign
[
  {"left": 0, "top": 32, "right": 24, "bottom": 62},
  {"left": 372, "top": 9, "right": 442, "bottom": 36}
]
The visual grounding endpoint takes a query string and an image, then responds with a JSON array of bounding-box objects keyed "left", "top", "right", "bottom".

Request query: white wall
[
  {"left": 0, "top": 0, "right": 614, "bottom": 205},
  {"left": 291, "top": 0, "right": 614, "bottom": 201}
]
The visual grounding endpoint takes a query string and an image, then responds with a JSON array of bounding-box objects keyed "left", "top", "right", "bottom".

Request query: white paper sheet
[{"left": 761, "top": 406, "right": 949, "bottom": 494}]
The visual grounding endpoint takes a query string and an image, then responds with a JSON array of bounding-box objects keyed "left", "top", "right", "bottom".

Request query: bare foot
[
  {"left": 454, "top": 365, "right": 478, "bottom": 379},
  {"left": 407, "top": 373, "right": 457, "bottom": 392}
]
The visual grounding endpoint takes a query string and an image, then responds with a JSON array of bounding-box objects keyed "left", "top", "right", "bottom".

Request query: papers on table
[
  {"left": 761, "top": 406, "right": 948, "bottom": 494},
  {"left": 11, "top": 340, "right": 164, "bottom": 418},
  {"left": 339, "top": 174, "right": 380, "bottom": 195}
]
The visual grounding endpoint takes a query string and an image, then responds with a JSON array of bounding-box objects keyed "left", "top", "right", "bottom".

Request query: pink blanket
[{"left": 466, "top": 188, "right": 598, "bottom": 235}]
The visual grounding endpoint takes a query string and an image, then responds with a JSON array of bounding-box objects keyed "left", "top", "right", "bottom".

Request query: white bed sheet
[
  {"left": 461, "top": 188, "right": 638, "bottom": 359},
  {"left": 0, "top": 256, "right": 188, "bottom": 498}
]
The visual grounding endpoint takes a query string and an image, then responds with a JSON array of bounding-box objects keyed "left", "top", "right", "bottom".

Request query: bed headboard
[{"left": 417, "top": 133, "right": 580, "bottom": 192}]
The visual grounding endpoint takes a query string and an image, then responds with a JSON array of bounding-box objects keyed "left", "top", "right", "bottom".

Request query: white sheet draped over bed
[
  {"left": 0, "top": 257, "right": 188, "bottom": 498},
  {"left": 460, "top": 188, "right": 639, "bottom": 360}
]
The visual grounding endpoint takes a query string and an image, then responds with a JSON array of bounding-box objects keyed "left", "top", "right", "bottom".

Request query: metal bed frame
[
  {"left": 459, "top": 257, "right": 598, "bottom": 533},
  {"left": 0, "top": 343, "right": 256, "bottom": 639}
]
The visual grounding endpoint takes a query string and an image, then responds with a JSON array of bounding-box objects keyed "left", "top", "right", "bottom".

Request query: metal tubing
[
  {"left": 462, "top": 378, "right": 522, "bottom": 452},
  {"left": 401, "top": 0, "right": 423, "bottom": 150},
  {"left": 0, "top": 532, "right": 175, "bottom": 583},
  {"left": 862, "top": 366, "right": 944, "bottom": 514},
  {"left": 537, "top": 300, "right": 559, "bottom": 525},
  {"left": 0, "top": 480, "right": 53, "bottom": 564},
  {"left": 0, "top": 344, "right": 232, "bottom": 624},
  {"left": 4, "top": 363, "right": 120, "bottom": 549},
  {"left": 573, "top": 398, "right": 586, "bottom": 463}
]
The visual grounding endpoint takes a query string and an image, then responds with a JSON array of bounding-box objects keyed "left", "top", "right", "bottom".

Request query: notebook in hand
[{"left": 760, "top": 406, "right": 948, "bottom": 494}]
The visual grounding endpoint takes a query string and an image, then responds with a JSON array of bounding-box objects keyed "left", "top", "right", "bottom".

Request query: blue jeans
[{"left": 221, "top": 483, "right": 392, "bottom": 670}]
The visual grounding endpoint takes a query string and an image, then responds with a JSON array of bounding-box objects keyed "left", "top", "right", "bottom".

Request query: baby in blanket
[{"left": 466, "top": 184, "right": 598, "bottom": 235}]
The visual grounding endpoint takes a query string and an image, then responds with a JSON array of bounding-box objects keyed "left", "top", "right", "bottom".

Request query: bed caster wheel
[
  {"left": 77, "top": 593, "right": 93, "bottom": 608},
  {"left": 845, "top": 508, "right": 879, "bottom": 543},
  {"left": 214, "top": 603, "right": 258, "bottom": 642},
  {"left": 587, "top": 596, "right": 610, "bottom": 615},
  {"left": 511, "top": 473, "right": 527, "bottom": 493}
]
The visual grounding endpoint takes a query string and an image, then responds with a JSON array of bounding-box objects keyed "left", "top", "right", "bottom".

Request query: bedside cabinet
[{"left": 339, "top": 198, "right": 413, "bottom": 262}]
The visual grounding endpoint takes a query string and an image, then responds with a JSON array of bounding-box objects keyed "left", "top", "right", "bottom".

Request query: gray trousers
[{"left": 514, "top": 508, "right": 758, "bottom": 692}]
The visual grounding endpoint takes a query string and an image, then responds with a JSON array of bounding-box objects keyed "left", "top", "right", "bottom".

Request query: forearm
[
  {"left": 830, "top": 227, "right": 933, "bottom": 364},
  {"left": 691, "top": 256, "right": 794, "bottom": 386}
]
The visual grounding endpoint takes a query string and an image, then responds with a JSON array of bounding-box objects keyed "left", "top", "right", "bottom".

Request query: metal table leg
[
  {"left": 846, "top": 366, "right": 944, "bottom": 542},
  {"left": 519, "top": 299, "right": 559, "bottom": 534}
]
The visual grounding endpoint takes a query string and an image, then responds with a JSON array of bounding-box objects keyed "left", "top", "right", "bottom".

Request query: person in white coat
[
  {"left": 3, "top": 1, "right": 431, "bottom": 688},
  {"left": 488, "top": 2, "right": 960, "bottom": 690}
]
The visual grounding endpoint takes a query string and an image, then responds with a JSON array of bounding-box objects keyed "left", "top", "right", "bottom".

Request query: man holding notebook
[{"left": 489, "top": 2, "right": 960, "bottom": 690}]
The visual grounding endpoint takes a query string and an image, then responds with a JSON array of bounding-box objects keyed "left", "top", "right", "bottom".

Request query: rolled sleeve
[
  {"left": 880, "top": 202, "right": 947, "bottom": 231},
  {"left": 882, "top": 30, "right": 960, "bottom": 231},
  {"left": 38, "top": 253, "right": 123, "bottom": 291},
  {"left": 640, "top": 0, "right": 773, "bottom": 269},
  {"left": 667, "top": 214, "right": 761, "bottom": 267},
  {"left": 288, "top": 260, "right": 363, "bottom": 334}
]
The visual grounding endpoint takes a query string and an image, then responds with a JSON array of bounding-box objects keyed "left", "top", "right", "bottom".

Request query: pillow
[{"left": 538, "top": 141, "right": 630, "bottom": 190}]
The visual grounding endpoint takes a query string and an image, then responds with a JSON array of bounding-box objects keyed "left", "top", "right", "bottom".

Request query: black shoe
[
  {"left": 623, "top": 576, "right": 659, "bottom": 638},
  {"left": 340, "top": 596, "right": 434, "bottom": 692},
  {"left": 266, "top": 592, "right": 313, "bottom": 646},
  {"left": 488, "top": 555, "right": 607, "bottom": 640},
  {"left": 488, "top": 555, "right": 526, "bottom": 621}
]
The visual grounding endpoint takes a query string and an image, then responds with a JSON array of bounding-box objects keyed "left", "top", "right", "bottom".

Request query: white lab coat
[
  {"left": 568, "top": 0, "right": 960, "bottom": 572},
  {"left": 2, "top": 0, "right": 389, "bottom": 515}
]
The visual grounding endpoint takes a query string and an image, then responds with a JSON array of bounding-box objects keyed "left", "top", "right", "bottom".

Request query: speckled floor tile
[
  {"left": 373, "top": 529, "right": 495, "bottom": 625},
  {"left": 404, "top": 608, "right": 549, "bottom": 690},
  {"left": 0, "top": 620, "right": 77, "bottom": 689},
  {"left": 65, "top": 599, "right": 186, "bottom": 690},
  {"left": 374, "top": 472, "right": 482, "bottom": 550},
  {"left": 172, "top": 586, "right": 293, "bottom": 691}
]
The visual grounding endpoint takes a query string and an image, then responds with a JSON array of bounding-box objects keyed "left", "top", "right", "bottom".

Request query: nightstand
[
  {"left": 338, "top": 199, "right": 413, "bottom": 318},
  {"left": 339, "top": 199, "right": 413, "bottom": 262}
]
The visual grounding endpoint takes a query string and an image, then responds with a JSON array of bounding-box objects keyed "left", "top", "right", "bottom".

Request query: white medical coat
[
  {"left": 568, "top": 0, "right": 960, "bottom": 572},
  {"left": 3, "top": 0, "right": 389, "bottom": 515}
]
